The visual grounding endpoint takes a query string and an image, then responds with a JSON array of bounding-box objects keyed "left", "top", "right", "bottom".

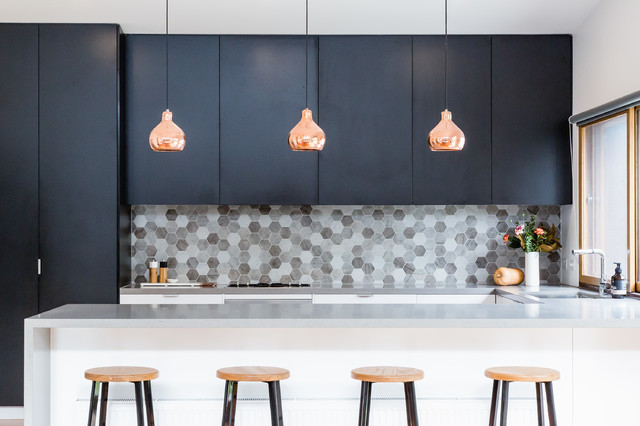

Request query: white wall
[
  {"left": 562, "top": 0, "right": 640, "bottom": 286},
  {"left": 0, "top": 0, "right": 600, "bottom": 35}
]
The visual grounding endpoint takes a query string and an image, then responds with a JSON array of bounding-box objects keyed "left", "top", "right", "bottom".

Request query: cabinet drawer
[
  {"left": 120, "top": 294, "right": 224, "bottom": 304},
  {"left": 312, "top": 294, "right": 416, "bottom": 304},
  {"left": 415, "top": 295, "right": 495, "bottom": 304}
]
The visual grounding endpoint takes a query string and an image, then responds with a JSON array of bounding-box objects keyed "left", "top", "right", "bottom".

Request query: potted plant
[{"left": 503, "top": 214, "right": 561, "bottom": 287}]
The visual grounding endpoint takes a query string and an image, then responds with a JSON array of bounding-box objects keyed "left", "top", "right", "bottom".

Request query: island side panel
[
  {"left": 573, "top": 328, "right": 640, "bottom": 426},
  {"left": 24, "top": 324, "right": 51, "bottom": 426}
]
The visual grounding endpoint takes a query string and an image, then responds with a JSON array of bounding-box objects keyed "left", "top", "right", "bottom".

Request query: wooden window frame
[{"left": 578, "top": 108, "right": 637, "bottom": 291}]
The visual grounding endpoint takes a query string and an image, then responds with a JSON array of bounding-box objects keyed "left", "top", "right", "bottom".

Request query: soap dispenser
[{"left": 611, "top": 262, "right": 627, "bottom": 298}]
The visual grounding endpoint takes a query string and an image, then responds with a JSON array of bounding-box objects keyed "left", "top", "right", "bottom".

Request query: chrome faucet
[{"left": 571, "top": 249, "right": 607, "bottom": 296}]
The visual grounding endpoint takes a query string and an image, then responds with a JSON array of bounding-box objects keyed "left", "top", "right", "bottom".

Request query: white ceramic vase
[{"left": 525, "top": 251, "right": 540, "bottom": 288}]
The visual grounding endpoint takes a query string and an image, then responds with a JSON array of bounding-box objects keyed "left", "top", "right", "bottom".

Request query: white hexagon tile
[{"left": 131, "top": 205, "right": 561, "bottom": 287}]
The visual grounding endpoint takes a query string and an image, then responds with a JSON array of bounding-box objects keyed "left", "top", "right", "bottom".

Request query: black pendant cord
[
  {"left": 305, "top": 0, "right": 309, "bottom": 109},
  {"left": 165, "top": 0, "right": 169, "bottom": 110},
  {"left": 444, "top": 0, "right": 448, "bottom": 111}
]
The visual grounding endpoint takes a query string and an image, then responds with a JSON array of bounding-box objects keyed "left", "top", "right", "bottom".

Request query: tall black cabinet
[
  {"left": 39, "top": 24, "right": 124, "bottom": 311},
  {"left": 0, "top": 24, "right": 39, "bottom": 407},
  {"left": 0, "top": 23, "right": 125, "bottom": 405}
]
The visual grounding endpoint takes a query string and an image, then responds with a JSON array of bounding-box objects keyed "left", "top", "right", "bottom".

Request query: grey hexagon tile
[{"left": 131, "top": 205, "right": 561, "bottom": 286}]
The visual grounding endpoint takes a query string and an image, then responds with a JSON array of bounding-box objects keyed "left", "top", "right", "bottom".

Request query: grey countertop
[
  {"left": 27, "top": 285, "right": 640, "bottom": 328},
  {"left": 119, "top": 282, "right": 566, "bottom": 295}
]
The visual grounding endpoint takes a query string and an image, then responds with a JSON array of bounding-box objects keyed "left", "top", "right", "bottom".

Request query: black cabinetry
[
  {"left": 0, "top": 24, "right": 39, "bottom": 407},
  {"left": 124, "top": 35, "right": 220, "bottom": 204},
  {"left": 0, "top": 24, "right": 124, "bottom": 405},
  {"left": 491, "top": 35, "right": 572, "bottom": 204},
  {"left": 123, "top": 34, "right": 571, "bottom": 206},
  {"left": 38, "top": 24, "right": 123, "bottom": 311},
  {"left": 318, "top": 36, "right": 413, "bottom": 205},
  {"left": 413, "top": 36, "right": 492, "bottom": 204},
  {"left": 220, "top": 36, "right": 319, "bottom": 205}
]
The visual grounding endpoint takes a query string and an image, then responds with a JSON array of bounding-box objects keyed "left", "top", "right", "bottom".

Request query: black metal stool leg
[
  {"left": 499, "top": 381, "right": 510, "bottom": 426},
  {"left": 98, "top": 382, "right": 109, "bottom": 426},
  {"left": 545, "top": 382, "right": 558, "bottom": 426},
  {"left": 143, "top": 380, "right": 155, "bottom": 426},
  {"left": 268, "top": 381, "right": 284, "bottom": 426},
  {"left": 358, "top": 381, "right": 373, "bottom": 426},
  {"left": 134, "top": 381, "right": 145, "bottom": 426},
  {"left": 222, "top": 380, "right": 238, "bottom": 426},
  {"left": 404, "top": 381, "right": 419, "bottom": 426},
  {"left": 87, "top": 381, "right": 100, "bottom": 426},
  {"left": 488, "top": 380, "right": 501, "bottom": 426},
  {"left": 535, "top": 383, "right": 545, "bottom": 426}
]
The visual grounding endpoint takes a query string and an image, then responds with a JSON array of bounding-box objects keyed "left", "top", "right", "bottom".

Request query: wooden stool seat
[
  {"left": 217, "top": 366, "right": 290, "bottom": 382},
  {"left": 351, "top": 366, "right": 424, "bottom": 383},
  {"left": 484, "top": 366, "right": 560, "bottom": 383},
  {"left": 85, "top": 366, "right": 159, "bottom": 383}
]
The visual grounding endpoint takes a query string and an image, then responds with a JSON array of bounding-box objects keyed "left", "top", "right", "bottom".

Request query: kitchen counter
[
  {"left": 119, "top": 282, "right": 545, "bottom": 294},
  {"left": 30, "top": 288, "right": 640, "bottom": 328},
  {"left": 25, "top": 293, "right": 640, "bottom": 426}
]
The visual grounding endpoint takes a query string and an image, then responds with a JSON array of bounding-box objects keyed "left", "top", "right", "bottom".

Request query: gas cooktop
[{"left": 226, "top": 283, "right": 311, "bottom": 288}]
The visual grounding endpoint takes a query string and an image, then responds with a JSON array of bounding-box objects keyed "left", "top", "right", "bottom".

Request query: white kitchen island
[{"left": 25, "top": 297, "right": 640, "bottom": 426}]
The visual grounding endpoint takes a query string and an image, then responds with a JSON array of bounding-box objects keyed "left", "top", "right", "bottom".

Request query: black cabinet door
[
  {"left": 492, "top": 36, "right": 572, "bottom": 204},
  {"left": 318, "top": 36, "right": 413, "bottom": 205},
  {"left": 39, "top": 24, "right": 120, "bottom": 311},
  {"left": 220, "top": 36, "right": 318, "bottom": 205},
  {"left": 124, "top": 35, "right": 220, "bottom": 204},
  {"left": 0, "top": 24, "right": 39, "bottom": 406},
  {"left": 413, "top": 36, "right": 492, "bottom": 204}
]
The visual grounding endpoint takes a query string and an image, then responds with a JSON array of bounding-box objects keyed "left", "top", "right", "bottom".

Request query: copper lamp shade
[
  {"left": 428, "top": 109, "right": 465, "bottom": 151},
  {"left": 288, "top": 108, "right": 326, "bottom": 151},
  {"left": 149, "top": 109, "right": 186, "bottom": 152}
]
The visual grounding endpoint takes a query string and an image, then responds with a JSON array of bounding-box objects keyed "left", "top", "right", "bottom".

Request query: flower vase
[{"left": 525, "top": 252, "right": 540, "bottom": 288}]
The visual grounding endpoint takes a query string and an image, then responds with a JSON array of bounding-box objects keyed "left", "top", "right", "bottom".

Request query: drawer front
[
  {"left": 312, "top": 294, "right": 417, "bottom": 304},
  {"left": 415, "top": 295, "right": 495, "bottom": 304},
  {"left": 120, "top": 294, "right": 224, "bottom": 304}
]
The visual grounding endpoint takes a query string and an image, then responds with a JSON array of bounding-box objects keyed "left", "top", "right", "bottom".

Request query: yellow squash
[{"left": 493, "top": 267, "right": 525, "bottom": 285}]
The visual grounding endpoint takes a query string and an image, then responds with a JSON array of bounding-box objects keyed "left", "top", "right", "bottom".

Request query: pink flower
[
  {"left": 503, "top": 234, "right": 509, "bottom": 243},
  {"left": 535, "top": 228, "right": 545, "bottom": 235},
  {"left": 514, "top": 225, "right": 524, "bottom": 235}
]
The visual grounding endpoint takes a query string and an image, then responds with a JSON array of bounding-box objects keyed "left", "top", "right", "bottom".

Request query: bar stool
[
  {"left": 351, "top": 366, "right": 424, "bottom": 426},
  {"left": 217, "top": 366, "right": 290, "bottom": 426},
  {"left": 485, "top": 366, "right": 560, "bottom": 426},
  {"left": 84, "top": 366, "right": 158, "bottom": 426}
]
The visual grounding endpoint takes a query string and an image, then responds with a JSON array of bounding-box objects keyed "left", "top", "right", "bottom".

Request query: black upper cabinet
[
  {"left": 124, "top": 35, "right": 220, "bottom": 205},
  {"left": 38, "top": 24, "right": 122, "bottom": 311},
  {"left": 492, "top": 36, "right": 572, "bottom": 205},
  {"left": 319, "top": 36, "right": 413, "bottom": 205},
  {"left": 413, "top": 36, "right": 492, "bottom": 204},
  {"left": 220, "top": 36, "right": 318, "bottom": 205},
  {"left": 0, "top": 24, "right": 39, "bottom": 407}
]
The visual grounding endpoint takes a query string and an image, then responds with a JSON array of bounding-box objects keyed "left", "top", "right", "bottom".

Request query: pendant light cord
[
  {"left": 165, "top": 0, "right": 169, "bottom": 110},
  {"left": 444, "top": 0, "right": 448, "bottom": 110},
  {"left": 305, "top": 0, "right": 309, "bottom": 108}
]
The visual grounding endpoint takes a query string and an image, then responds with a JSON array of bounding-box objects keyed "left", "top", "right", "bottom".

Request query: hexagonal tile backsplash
[{"left": 131, "top": 205, "right": 561, "bottom": 287}]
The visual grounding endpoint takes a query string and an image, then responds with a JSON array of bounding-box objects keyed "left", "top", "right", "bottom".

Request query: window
[{"left": 578, "top": 107, "right": 637, "bottom": 291}]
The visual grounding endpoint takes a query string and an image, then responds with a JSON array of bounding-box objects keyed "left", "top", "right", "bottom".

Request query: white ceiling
[{"left": 0, "top": 0, "right": 602, "bottom": 35}]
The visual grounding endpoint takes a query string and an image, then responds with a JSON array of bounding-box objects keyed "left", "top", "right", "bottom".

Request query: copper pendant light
[
  {"left": 428, "top": 0, "right": 465, "bottom": 151},
  {"left": 149, "top": 0, "right": 186, "bottom": 152},
  {"left": 288, "top": 0, "right": 326, "bottom": 151}
]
